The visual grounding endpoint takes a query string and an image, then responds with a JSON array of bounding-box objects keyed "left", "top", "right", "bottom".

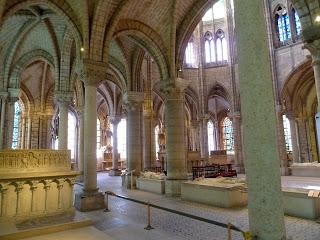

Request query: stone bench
[
  {"left": 136, "top": 178, "right": 165, "bottom": 194},
  {"left": 181, "top": 182, "right": 247, "bottom": 208}
]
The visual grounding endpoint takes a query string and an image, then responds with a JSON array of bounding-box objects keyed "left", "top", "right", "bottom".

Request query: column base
[
  {"left": 109, "top": 169, "right": 122, "bottom": 176},
  {"left": 122, "top": 174, "right": 137, "bottom": 189},
  {"left": 165, "top": 179, "right": 187, "bottom": 197},
  {"left": 74, "top": 189, "right": 105, "bottom": 212}
]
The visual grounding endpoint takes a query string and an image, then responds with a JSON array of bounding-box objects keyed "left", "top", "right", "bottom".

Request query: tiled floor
[{"left": 72, "top": 173, "right": 320, "bottom": 240}]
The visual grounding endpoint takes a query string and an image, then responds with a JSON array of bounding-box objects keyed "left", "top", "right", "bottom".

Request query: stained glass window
[
  {"left": 222, "top": 117, "right": 234, "bottom": 153},
  {"left": 283, "top": 115, "right": 293, "bottom": 153},
  {"left": 207, "top": 120, "right": 215, "bottom": 153},
  {"left": 276, "top": 7, "right": 291, "bottom": 43},
  {"left": 12, "top": 101, "right": 21, "bottom": 149},
  {"left": 294, "top": 10, "right": 301, "bottom": 36}
]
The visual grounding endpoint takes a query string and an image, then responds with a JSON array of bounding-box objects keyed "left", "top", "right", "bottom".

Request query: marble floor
[
  {"left": 73, "top": 173, "right": 320, "bottom": 240},
  {"left": 22, "top": 173, "right": 320, "bottom": 240}
]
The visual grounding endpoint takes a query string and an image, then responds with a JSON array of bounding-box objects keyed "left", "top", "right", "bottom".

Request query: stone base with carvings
[
  {"left": 74, "top": 191, "right": 105, "bottom": 212},
  {"left": 0, "top": 150, "right": 78, "bottom": 223}
]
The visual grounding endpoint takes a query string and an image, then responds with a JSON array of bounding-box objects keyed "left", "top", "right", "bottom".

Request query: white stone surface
[
  {"left": 136, "top": 178, "right": 165, "bottom": 194},
  {"left": 181, "top": 181, "right": 247, "bottom": 208},
  {"left": 283, "top": 188, "right": 320, "bottom": 219}
]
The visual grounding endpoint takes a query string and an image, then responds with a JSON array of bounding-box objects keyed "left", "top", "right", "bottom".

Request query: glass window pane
[
  {"left": 217, "top": 38, "right": 223, "bottom": 61},
  {"left": 222, "top": 117, "right": 234, "bottom": 154},
  {"left": 222, "top": 38, "right": 228, "bottom": 61},
  {"left": 207, "top": 121, "right": 215, "bottom": 153},
  {"left": 202, "top": 8, "right": 213, "bottom": 22},
  {"left": 283, "top": 115, "right": 293, "bottom": 153},
  {"left": 205, "top": 40, "right": 211, "bottom": 63},
  {"left": 68, "top": 112, "right": 76, "bottom": 159},
  {"left": 213, "top": 0, "right": 225, "bottom": 19},
  {"left": 294, "top": 11, "right": 301, "bottom": 36},
  {"left": 12, "top": 101, "right": 21, "bottom": 149}
]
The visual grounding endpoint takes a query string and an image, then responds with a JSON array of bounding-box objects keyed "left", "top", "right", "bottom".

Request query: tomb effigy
[
  {"left": 136, "top": 171, "right": 166, "bottom": 194},
  {"left": 0, "top": 150, "right": 78, "bottom": 223},
  {"left": 181, "top": 177, "right": 247, "bottom": 208},
  {"left": 290, "top": 162, "right": 320, "bottom": 177}
]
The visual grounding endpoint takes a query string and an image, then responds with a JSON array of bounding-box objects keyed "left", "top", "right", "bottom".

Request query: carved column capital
[
  {"left": 160, "top": 78, "right": 190, "bottom": 100},
  {"left": 0, "top": 91, "right": 8, "bottom": 101},
  {"left": 110, "top": 116, "right": 121, "bottom": 125},
  {"left": 304, "top": 39, "right": 320, "bottom": 65},
  {"left": 122, "top": 91, "right": 144, "bottom": 112},
  {"left": 80, "top": 59, "right": 108, "bottom": 86},
  {"left": 55, "top": 91, "right": 73, "bottom": 106}
]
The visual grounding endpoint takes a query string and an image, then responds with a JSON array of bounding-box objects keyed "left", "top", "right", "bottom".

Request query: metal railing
[{"left": 104, "top": 191, "right": 255, "bottom": 240}]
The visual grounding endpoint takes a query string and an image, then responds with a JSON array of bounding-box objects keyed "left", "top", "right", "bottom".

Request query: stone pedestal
[
  {"left": 74, "top": 191, "right": 105, "bottom": 212},
  {"left": 165, "top": 180, "right": 186, "bottom": 197}
]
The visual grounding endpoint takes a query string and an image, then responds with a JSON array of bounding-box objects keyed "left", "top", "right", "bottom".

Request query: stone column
[
  {"left": 109, "top": 116, "right": 121, "bottom": 176},
  {"left": 296, "top": 117, "right": 311, "bottom": 163},
  {"left": 74, "top": 60, "right": 107, "bottom": 211},
  {"left": 306, "top": 41, "right": 320, "bottom": 159},
  {"left": 232, "top": 112, "right": 245, "bottom": 173},
  {"left": 276, "top": 107, "right": 289, "bottom": 175},
  {"left": 199, "top": 115, "right": 209, "bottom": 159},
  {"left": 0, "top": 92, "right": 8, "bottom": 149},
  {"left": 287, "top": 112, "right": 300, "bottom": 163},
  {"left": 161, "top": 78, "right": 189, "bottom": 196},
  {"left": 143, "top": 111, "right": 152, "bottom": 170},
  {"left": 234, "top": 1, "right": 286, "bottom": 239},
  {"left": 55, "top": 93, "right": 72, "bottom": 150},
  {"left": 190, "top": 120, "right": 199, "bottom": 151},
  {"left": 77, "top": 108, "right": 84, "bottom": 180},
  {"left": 123, "top": 92, "right": 143, "bottom": 188}
]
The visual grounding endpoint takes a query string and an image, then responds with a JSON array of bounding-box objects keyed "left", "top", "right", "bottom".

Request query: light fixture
[
  {"left": 80, "top": 47, "right": 85, "bottom": 52},
  {"left": 315, "top": 15, "right": 320, "bottom": 23}
]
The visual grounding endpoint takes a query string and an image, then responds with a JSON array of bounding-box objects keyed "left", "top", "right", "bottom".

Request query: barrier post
[
  {"left": 227, "top": 223, "right": 232, "bottom": 240},
  {"left": 144, "top": 202, "right": 154, "bottom": 230},
  {"left": 104, "top": 191, "right": 110, "bottom": 212}
]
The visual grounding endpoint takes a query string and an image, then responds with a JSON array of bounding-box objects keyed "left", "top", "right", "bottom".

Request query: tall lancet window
[
  {"left": 216, "top": 29, "right": 228, "bottom": 62},
  {"left": 222, "top": 117, "right": 234, "bottom": 153},
  {"left": 12, "top": 101, "right": 21, "bottom": 149},
  {"left": 97, "top": 118, "right": 102, "bottom": 158},
  {"left": 185, "top": 37, "right": 195, "bottom": 66},
  {"left": 276, "top": 6, "right": 291, "bottom": 43},
  {"left": 68, "top": 112, "right": 76, "bottom": 160},
  {"left": 207, "top": 120, "right": 215, "bottom": 154},
  {"left": 283, "top": 115, "right": 293, "bottom": 153},
  {"left": 293, "top": 9, "right": 301, "bottom": 37},
  {"left": 155, "top": 125, "right": 160, "bottom": 158},
  {"left": 204, "top": 31, "right": 215, "bottom": 63}
]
